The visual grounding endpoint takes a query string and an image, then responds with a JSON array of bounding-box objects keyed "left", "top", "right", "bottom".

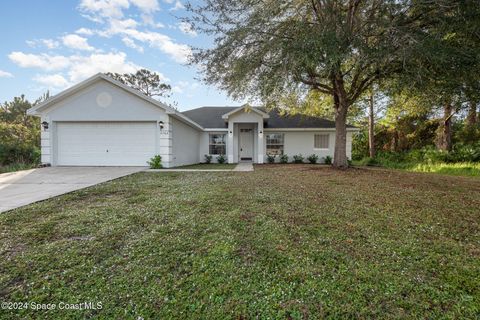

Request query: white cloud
[
  {"left": 121, "top": 28, "right": 191, "bottom": 63},
  {"left": 33, "top": 74, "right": 70, "bottom": 88},
  {"left": 9, "top": 52, "right": 71, "bottom": 71},
  {"left": 76, "top": 0, "right": 190, "bottom": 63},
  {"left": 178, "top": 22, "right": 197, "bottom": 37},
  {"left": 78, "top": 0, "right": 130, "bottom": 20},
  {"left": 67, "top": 52, "right": 140, "bottom": 82},
  {"left": 9, "top": 50, "right": 143, "bottom": 84},
  {"left": 62, "top": 34, "right": 95, "bottom": 51},
  {"left": 79, "top": 0, "right": 159, "bottom": 21},
  {"left": 169, "top": 0, "right": 184, "bottom": 11},
  {"left": 26, "top": 38, "right": 60, "bottom": 49},
  {"left": 0, "top": 70, "right": 13, "bottom": 78},
  {"left": 75, "top": 27, "right": 95, "bottom": 35},
  {"left": 122, "top": 37, "right": 144, "bottom": 53},
  {"left": 130, "top": 0, "right": 159, "bottom": 13},
  {"left": 141, "top": 14, "right": 164, "bottom": 28}
]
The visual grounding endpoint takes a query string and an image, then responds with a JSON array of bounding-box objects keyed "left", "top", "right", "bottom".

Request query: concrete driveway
[{"left": 0, "top": 167, "right": 145, "bottom": 213}]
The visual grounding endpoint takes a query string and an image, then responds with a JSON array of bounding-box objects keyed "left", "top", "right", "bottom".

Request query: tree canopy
[
  {"left": 185, "top": 0, "right": 476, "bottom": 167},
  {"left": 105, "top": 69, "right": 171, "bottom": 98}
]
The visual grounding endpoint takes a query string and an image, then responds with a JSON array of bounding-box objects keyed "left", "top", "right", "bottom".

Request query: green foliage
[
  {"left": 0, "top": 95, "right": 43, "bottom": 169},
  {"left": 292, "top": 154, "right": 304, "bottom": 164},
  {"left": 217, "top": 154, "right": 226, "bottom": 164},
  {"left": 279, "top": 154, "right": 289, "bottom": 164},
  {"left": 324, "top": 156, "right": 332, "bottom": 165},
  {"left": 204, "top": 154, "right": 213, "bottom": 164},
  {"left": 105, "top": 69, "right": 171, "bottom": 98},
  {"left": 307, "top": 154, "right": 319, "bottom": 164},
  {"left": 147, "top": 155, "right": 163, "bottom": 169},
  {"left": 266, "top": 154, "right": 276, "bottom": 164}
]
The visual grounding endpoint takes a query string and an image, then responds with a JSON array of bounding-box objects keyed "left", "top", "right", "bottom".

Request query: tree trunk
[
  {"left": 332, "top": 74, "right": 349, "bottom": 169},
  {"left": 466, "top": 100, "right": 477, "bottom": 127},
  {"left": 436, "top": 103, "right": 453, "bottom": 151},
  {"left": 368, "top": 92, "right": 375, "bottom": 158}
]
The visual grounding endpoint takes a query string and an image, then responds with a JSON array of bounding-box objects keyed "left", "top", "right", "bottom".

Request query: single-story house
[{"left": 27, "top": 73, "right": 358, "bottom": 167}]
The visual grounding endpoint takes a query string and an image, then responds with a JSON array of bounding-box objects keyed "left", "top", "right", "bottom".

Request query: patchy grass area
[
  {"left": 1, "top": 165, "right": 479, "bottom": 319},
  {"left": 174, "top": 163, "right": 236, "bottom": 170},
  {"left": 353, "top": 159, "right": 480, "bottom": 177}
]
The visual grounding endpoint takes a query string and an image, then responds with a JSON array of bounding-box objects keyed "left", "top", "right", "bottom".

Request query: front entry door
[{"left": 239, "top": 128, "right": 253, "bottom": 161}]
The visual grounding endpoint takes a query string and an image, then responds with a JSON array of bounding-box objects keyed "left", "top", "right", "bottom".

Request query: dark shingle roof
[{"left": 182, "top": 106, "right": 354, "bottom": 129}]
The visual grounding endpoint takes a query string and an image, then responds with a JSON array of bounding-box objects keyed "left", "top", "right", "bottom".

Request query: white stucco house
[{"left": 27, "top": 73, "right": 358, "bottom": 168}]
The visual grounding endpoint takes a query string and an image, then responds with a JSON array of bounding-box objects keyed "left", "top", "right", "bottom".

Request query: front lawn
[{"left": 1, "top": 166, "right": 479, "bottom": 319}]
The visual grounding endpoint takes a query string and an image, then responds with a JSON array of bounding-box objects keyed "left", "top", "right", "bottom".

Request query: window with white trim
[
  {"left": 209, "top": 133, "right": 226, "bottom": 155},
  {"left": 266, "top": 133, "right": 284, "bottom": 155},
  {"left": 314, "top": 134, "right": 329, "bottom": 149}
]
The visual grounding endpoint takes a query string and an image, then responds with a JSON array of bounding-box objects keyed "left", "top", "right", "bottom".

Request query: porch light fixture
[
  {"left": 259, "top": 130, "right": 263, "bottom": 138},
  {"left": 159, "top": 121, "right": 164, "bottom": 129},
  {"left": 41, "top": 121, "right": 49, "bottom": 130}
]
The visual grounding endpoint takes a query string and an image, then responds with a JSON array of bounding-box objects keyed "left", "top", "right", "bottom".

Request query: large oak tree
[{"left": 185, "top": 0, "right": 470, "bottom": 168}]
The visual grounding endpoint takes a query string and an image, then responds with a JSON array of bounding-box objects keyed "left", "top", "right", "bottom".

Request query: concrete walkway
[
  {"left": 0, "top": 167, "right": 144, "bottom": 213},
  {"left": 233, "top": 162, "right": 254, "bottom": 172}
]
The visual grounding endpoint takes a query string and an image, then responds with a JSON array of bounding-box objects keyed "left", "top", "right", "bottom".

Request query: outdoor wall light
[
  {"left": 159, "top": 121, "right": 164, "bottom": 129},
  {"left": 41, "top": 121, "right": 49, "bottom": 130}
]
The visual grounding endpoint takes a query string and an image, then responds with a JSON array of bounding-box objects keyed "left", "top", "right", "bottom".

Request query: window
[
  {"left": 209, "top": 133, "right": 226, "bottom": 155},
  {"left": 314, "top": 134, "right": 329, "bottom": 149},
  {"left": 266, "top": 133, "right": 284, "bottom": 155}
]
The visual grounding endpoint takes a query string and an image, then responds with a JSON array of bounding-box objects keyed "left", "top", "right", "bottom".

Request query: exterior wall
[
  {"left": 264, "top": 130, "right": 355, "bottom": 163},
  {"left": 171, "top": 117, "right": 201, "bottom": 167},
  {"left": 38, "top": 79, "right": 171, "bottom": 166}
]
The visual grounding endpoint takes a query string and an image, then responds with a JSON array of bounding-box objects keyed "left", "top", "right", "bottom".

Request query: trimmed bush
[
  {"left": 324, "top": 155, "right": 332, "bottom": 165},
  {"left": 147, "top": 155, "right": 163, "bottom": 169},
  {"left": 279, "top": 154, "right": 289, "bottom": 164},
  {"left": 266, "top": 154, "right": 276, "bottom": 163},
  {"left": 307, "top": 154, "right": 319, "bottom": 164},
  {"left": 204, "top": 154, "right": 213, "bottom": 164},
  {"left": 217, "top": 154, "right": 226, "bottom": 164},
  {"left": 292, "top": 154, "right": 304, "bottom": 164}
]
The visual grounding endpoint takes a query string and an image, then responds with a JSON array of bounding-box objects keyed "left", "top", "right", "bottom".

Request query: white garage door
[{"left": 56, "top": 122, "right": 157, "bottom": 166}]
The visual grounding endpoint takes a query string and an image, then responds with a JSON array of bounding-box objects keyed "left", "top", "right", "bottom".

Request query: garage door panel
[{"left": 56, "top": 122, "right": 156, "bottom": 166}]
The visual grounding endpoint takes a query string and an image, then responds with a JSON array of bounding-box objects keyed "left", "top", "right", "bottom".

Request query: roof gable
[
  {"left": 27, "top": 73, "right": 175, "bottom": 116},
  {"left": 221, "top": 105, "right": 269, "bottom": 120}
]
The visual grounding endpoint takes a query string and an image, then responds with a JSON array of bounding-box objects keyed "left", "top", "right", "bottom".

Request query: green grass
[
  {"left": 353, "top": 159, "right": 480, "bottom": 177},
  {"left": 1, "top": 165, "right": 479, "bottom": 319},
  {"left": 173, "top": 163, "right": 236, "bottom": 170},
  {"left": 0, "top": 163, "right": 37, "bottom": 174}
]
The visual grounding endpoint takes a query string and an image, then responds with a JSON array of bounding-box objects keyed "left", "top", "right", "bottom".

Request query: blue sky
[{"left": 0, "top": 0, "right": 240, "bottom": 111}]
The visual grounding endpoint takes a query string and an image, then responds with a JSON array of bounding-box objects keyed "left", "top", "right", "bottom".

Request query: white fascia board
[
  {"left": 203, "top": 128, "right": 229, "bottom": 132},
  {"left": 221, "top": 106, "right": 270, "bottom": 119}
]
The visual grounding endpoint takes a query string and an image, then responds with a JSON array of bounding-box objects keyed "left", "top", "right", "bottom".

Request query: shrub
[
  {"left": 357, "top": 156, "right": 379, "bottom": 166},
  {"left": 204, "top": 154, "right": 213, "bottom": 164},
  {"left": 0, "top": 144, "right": 40, "bottom": 166},
  {"left": 279, "top": 154, "right": 289, "bottom": 163},
  {"left": 323, "top": 155, "right": 332, "bottom": 165},
  {"left": 147, "top": 155, "right": 162, "bottom": 169},
  {"left": 307, "top": 154, "right": 319, "bottom": 164},
  {"left": 217, "top": 154, "right": 226, "bottom": 164},
  {"left": 292, "top": 154, "right": 304, "bottom": 164},
  {"left": 266, "top": 154, "right": 276, "bottom": 163}
]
